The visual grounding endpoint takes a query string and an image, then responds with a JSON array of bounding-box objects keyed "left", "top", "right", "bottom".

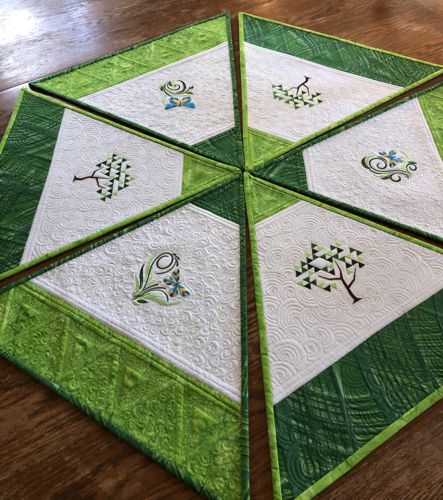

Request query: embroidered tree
[
  {"left": 294, "top": 242, "right": 364, "bottom": 304},
  {"left": 73, "top": 153, "right": 134, "bottom": 201}
]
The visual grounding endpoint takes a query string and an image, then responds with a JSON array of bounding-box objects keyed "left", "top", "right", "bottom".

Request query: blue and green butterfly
[
  {"left": 163, "top": 269, "right": 191, "bottom": 298},
  {"left": 165, "top": 96, "right": 196, "bottom": 110}
]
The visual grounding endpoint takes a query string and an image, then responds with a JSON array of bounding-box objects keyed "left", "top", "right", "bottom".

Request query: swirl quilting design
[
  {"left": 245, "top": 43, "right": 400, "bottom": 143},
  {"left": 81, "top": 43, "right": 235, "bottom": 145},
  {"left": 304, "top": 98, "right": 443, "bottom": 238},
  {"left": 255, "top": 201, "right": 443, "bottom": 403},
  {"left": 21, "top": 109, "right": 183, "bottom": 263},
  {"left": 32, "top": 204, "right": 242, "bottom": 402}
]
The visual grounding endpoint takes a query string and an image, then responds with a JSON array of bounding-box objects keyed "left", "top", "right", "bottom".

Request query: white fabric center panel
[
  {"left": 244, "top": 42, "right": 400, "bottom": 143},
  {"left": 304, "top": 98, "right": 443, "bottom": 237},
  {"left": 21, "top": 109, "right": 183, "bottom": 263},
  {"left": 33, "top": 204, "right": 242, "bottom": 402},
  {"left": 81, "top": 42, "right": 236, "bottom": 145},
  {"left": 255, "top": 201, "right": 443, "bottom": 404}
]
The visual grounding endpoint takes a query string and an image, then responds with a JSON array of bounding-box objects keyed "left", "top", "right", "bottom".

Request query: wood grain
[{"left": 1, "top": 1, "right": 443, "bottom": 498}]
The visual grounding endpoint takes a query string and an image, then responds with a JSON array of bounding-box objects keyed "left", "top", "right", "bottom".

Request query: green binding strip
[
  {"left": 238, "top": 12, "right": 443, "bottom": 168},
  {"left": 241, "top": 13, "right": 441, "bottom": 87},
  {"left": 298, "top": 387, "right": 442, "bottom": 500},
  {"left": 32, "top": 14, "right": 228, "bottom": 99},
  {"left": 275, "top": 291, "right": 443, "bottom": 498},
  {"left": 246, "top": 175, "right": 443, "bottom": 498},
  {"left": 0, "top": 176, "right": 249, "bottom": 499},
  {"left": 0, "top": 89, "right": 239, "bottom": 283},
  {"left": 252, "top": 82, "right": 443, "bottom": 243},
  {"left": 0, "top": 282, "right": 240, "bottom": 500},
  {"left": 251, "top": 176, "right": 443, "bottom": 254},
  {"left": 244, "top": 173, "right": 283, "bottom": 500},
  {"left": 0, "top": 91, "right": 64, "bottom": 275},
  {"left": 0, "top": 176, "right": 242, "bottom": 294}
]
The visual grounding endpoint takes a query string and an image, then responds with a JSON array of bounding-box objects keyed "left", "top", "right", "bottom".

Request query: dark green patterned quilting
[
  {"left": 243, "top": 14, "right": 441, "bottom": 87},
  {"left": 254, "top": 147, "right": 308, "bottom": 190},
  {"left": 0, "top": 92, "right": 64, "bottom": 274},
  {"left": 194, "top": 175, "right": 243, "bottom": 224},
  {"left": 274, "top": 291, "right": 443, "bottom": 499},
  {"left": 195, "top": 127, "right": 244, "bottom": 167}
]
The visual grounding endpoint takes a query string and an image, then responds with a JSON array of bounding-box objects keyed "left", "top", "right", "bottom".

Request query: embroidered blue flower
[
  {"left": 163, "top": 269, "right": 191, "bottom": 299},
  {"left": 379, "top": 149, "right": 402, "bottom": 167}
]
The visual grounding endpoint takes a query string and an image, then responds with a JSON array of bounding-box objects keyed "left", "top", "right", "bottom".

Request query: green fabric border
[
  {"left": 0, "top": 175, "right": 249, "bottom": 499},
  {"left": 244, "top": 173, "right": 282, "bottom": 500},
  {"left": 297, "top": 387, "right": 442, "bottom": 500},
  {"left": 30, "top": 13, "right": 244, "bottom": 168},
  {"left": 238, "top": 12, "right": 443, "bottom": 169},
  {"left": 252, "top": 81, "right": 443, "bottom": 243},
  {"left": 0, "top": 89, "right": 239, "bottom": 283},
  {"left": 0, "top": 91, "right": 65, "bottom": 276},
  {"left": 1, "top": 280, "right": 241, "bottom": 499},
  {"left": 0, "top": 344, "right": 221, "bottom": 500},
  {"left": 419, "top": 85, "right": 443, "bottom": 159},
  {"left": 33, "top": 14, "right": 228, "bottom": 98},
  {"left": 241, "top": 13, "right": 442, "bottom": 86},
  {"left": 246, "top": 174, "right": 443, "bottom": 499}
]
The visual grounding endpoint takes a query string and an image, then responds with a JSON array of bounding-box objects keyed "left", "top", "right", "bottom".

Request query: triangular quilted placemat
[
  {"left": 245, "top": 174, "right": 443, "bottom": 499},
  {"left": 0, "top": 89, "right": 237, "bottom": 281},
  {"left": 239, "top": 13, "right": 443, "bottom": 167},
  {"left": 252, "top": 82, "right": 443, "bottom": 241},
  {"left": 30, "top": 13, "right": 244, "bottom": 167},
  {"left": 0, "top": 177, "right": 249, "bottom": 499}
]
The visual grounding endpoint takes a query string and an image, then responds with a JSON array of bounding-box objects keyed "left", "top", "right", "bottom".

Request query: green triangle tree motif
[{"left": 294, "top": 241, "right": 365, "bottom": 304}]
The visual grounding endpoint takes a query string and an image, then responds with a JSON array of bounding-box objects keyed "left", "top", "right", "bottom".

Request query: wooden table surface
[{"left": 1, "top": 1, "right": 442, "bottom": 498}]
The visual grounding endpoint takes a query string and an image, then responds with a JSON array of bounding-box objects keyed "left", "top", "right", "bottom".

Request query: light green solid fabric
[{"left": 34, "top": 16, "right": 227, "bottom": 99}]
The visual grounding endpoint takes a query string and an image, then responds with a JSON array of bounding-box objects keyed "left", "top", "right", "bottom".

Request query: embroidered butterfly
[
  {"left": 165, "top": 96, "right": 196, "bottom": 110},
  {"left": 163, "top": 269, "right": 191, "bottom": 298}
]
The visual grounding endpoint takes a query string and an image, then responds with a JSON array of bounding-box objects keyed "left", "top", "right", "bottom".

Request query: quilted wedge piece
[{"left": 239, "top": 13, "right": 442, "bottom": 167}]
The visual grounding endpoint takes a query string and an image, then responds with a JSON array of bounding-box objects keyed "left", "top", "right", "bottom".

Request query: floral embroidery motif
[
  {"left": 132, "top": 252, "right": 191, "bottom": 306},
  {"left": 294, "top": 242, "right": 365, "bottom": 304},
  {"left": 160, "top": 80, "right": 196, "bottom": 109},
  {"left": 73, "top": 154, "right": 134, "bottom": 201},
  {"left": 272, "top": 76, "right": 322, "bottom": 109},
  {"left": 361, "top": 149, "right": 417, "bottom": 182}
]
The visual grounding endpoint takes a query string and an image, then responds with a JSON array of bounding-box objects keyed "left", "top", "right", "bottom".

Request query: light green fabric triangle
[
  {"left": 419, "top": 86, "right": 443, "bottom": 159},
  {"left": 35, "top": 15, "right": 228, "bottom": 99},
  {"left": 251, "top": 177, "right": 299, "bottom": 223},
  {"left": 181, "top": 156, "right": 232, "bottom": 197},
  {"left": 247, "top": 128, "right": 292, "bottom": 167}
]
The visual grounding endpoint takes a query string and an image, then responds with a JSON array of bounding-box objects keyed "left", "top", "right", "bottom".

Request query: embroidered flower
[{"left": 379, "top": 149, "right": 402, "bottom": 167}]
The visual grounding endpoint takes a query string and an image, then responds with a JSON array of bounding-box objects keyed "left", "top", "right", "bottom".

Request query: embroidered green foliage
[
  {"left": 0, "top": 283, "right": 241, "bottom": 499},
  {"left": 274, "top": 290, "right": 443, "bottom": 499},
  {"left": 294, "top": 241, "right": 364, "bottom": 303},
  {"left": 132, "top": 252, "right": 191, "bottom": 306},
  {"left": 361, "top": 149, "right": 417, "bottom": 182}
]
